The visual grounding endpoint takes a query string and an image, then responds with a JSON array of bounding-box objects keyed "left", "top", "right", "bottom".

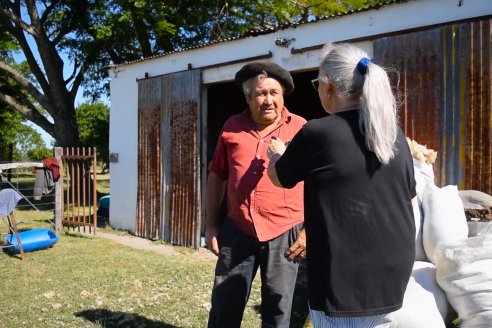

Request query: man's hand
[
  {"left": 284, "top": 228, "right": 306, "bottom": 262},
  {"left": 205, "top": 225, "right": 220, "bottom": 256}
]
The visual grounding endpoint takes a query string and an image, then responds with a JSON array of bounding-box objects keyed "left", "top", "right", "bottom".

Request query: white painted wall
[{"left": 109, "top": 0, "right": 492, "bottom": 232}]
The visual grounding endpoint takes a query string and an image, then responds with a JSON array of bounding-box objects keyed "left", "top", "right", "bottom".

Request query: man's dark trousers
[{"left": 208, "top": 219, "right": 301, "bottom": 328}]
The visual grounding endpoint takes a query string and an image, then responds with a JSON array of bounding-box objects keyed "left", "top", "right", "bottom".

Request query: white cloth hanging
[{"left": 0, "top": 188, "right": 22, "bottom": 217}]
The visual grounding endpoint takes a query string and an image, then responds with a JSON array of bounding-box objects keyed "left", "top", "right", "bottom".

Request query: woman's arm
[{"left": 267, "top": 138, "right": 286, "bottom": 187}]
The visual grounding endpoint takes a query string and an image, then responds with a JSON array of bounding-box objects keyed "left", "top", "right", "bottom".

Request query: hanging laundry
[
  {"left": 33, "top": 157, "right": 60, "bottom": 200},
  {"left": 0, "top": 189, "right": 22, "bottom": 217},
  {"left": 42, "top": 157, "right": 60, "bottom": 181}
]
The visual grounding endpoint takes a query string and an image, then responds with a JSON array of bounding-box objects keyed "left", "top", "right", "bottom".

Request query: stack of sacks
[
  {"left": 406, "top": 138, "right": 437, "bottom": 262},
  {"left": 435, "top": 226, "right": 492, "bottom": 327},
  {"left": 391, "top": 261, "right": 449, "bottom": 328},
  {"left": 421, "top": 185, "right": 469, "bottom": 264},
  {"left": 391, "top": 139, "right": 471, "bottom": 327}
]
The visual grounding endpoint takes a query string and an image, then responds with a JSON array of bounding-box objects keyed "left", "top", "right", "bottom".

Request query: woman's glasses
[{"left": 311, "top": 77, "right": 322, "bottom": 91}]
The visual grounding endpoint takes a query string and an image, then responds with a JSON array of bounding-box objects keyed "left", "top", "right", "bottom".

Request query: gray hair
[
  {"left": 319, "top": 43, "right": 398, "bottom": 164},
  {"left": 242, "top": 71, "right": 285, "bottom": 100}
]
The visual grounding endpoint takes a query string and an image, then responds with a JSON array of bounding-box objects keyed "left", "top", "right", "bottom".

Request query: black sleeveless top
[{"left": 276, "top": 109, "right": 416, "bottom": 316}]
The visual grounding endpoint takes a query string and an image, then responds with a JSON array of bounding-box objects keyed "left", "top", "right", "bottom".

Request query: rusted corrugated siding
[
  {"left": 161, "top": 70, "right": 201, "bottom": 248},
  {"left": 464, "top": 19, "right": 491, "bottom": 195},
  {"left": 136, "top": 78, "right": 162, "bottom": 239},
  {"left": 374, "top": 16, "right": 491, "bottom": 195}
]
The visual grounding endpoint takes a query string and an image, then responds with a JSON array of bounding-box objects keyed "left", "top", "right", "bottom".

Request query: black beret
[{"left": 235, "top": 61, "right": 294, "bottom": 96}]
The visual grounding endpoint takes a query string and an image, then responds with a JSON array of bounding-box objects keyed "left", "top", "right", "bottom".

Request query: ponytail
[
  {"left": 319, "top": 43, "right": 398, "bottom": 164},
  {"left": 359, "top": 60, "right": 397, "bottom": 164}
]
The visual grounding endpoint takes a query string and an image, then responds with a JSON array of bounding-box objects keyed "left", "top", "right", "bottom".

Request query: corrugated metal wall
[
  {"left": 161, "top": 70, "right": 202, "bottom": 248},
  {"left": 137, "top": 70, "right": 201, "bottom": 246},
  {"left": 374, "top": 16, "right": 491, "bottom": 195},
  {"left": 136, "top": 78, "right": 162, "bottom": 239}
]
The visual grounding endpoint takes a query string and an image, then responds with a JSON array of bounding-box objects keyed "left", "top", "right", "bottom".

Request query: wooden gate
[{"left": 61, "top": 147, "right": 98, "bottom": 234}]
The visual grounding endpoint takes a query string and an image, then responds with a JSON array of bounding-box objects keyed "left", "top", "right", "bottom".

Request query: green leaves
[
  {"left": 0, "top": 0, "right": 391, "bottom": 148},
  {"left": 76, "top": 102, "right": 109, "bottom": 166}
]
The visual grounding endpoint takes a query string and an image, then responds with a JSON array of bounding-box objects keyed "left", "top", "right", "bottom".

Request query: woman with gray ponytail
[{"left": 267, "top": 42, "right": 416, "bottom": 327}]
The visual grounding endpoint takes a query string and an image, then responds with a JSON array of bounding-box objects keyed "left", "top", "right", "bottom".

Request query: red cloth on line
[{"left": 42, "top": 157, "right": 60, "bottom": 180}]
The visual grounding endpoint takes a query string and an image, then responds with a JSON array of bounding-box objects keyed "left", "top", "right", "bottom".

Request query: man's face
[{"left": 247, "top": 77, "right": 284, "bottom": 128}]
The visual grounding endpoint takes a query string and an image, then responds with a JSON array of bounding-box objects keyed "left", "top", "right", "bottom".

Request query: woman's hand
[
  {"left": 267, "top": 137, "right": 286, "bottom": 159},
  {"left": 267, "top": 137, "right": 286, "bottom": 187}
]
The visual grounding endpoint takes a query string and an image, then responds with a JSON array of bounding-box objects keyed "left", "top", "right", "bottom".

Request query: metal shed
[{"left": 109, "top": 0, "right": 492, "bottom": 247}]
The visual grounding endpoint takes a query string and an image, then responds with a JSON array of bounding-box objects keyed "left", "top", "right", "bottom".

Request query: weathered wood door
[{"left": 136, "top": 69, "right": 202, "bottom": 247}]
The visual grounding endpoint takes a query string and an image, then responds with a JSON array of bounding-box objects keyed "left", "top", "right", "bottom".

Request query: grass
[
  {"left": 2, "top": 169, "right": 458, "bottom": 327},
  {"left": 0, "top": 210, "right": 310, "bottom": 327}
]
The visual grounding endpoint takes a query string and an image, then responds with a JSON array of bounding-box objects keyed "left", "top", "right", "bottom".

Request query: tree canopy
[
  {"left": 76, "top": 102, "right": 109, "bottom": 171},
  {"left": 0, "top": 0, "right": 392, "bottom": 147}
]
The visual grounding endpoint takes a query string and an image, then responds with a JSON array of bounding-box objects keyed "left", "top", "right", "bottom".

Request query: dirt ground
[{"left": 73, "top": 229, "right": 217, "bottom": 260}]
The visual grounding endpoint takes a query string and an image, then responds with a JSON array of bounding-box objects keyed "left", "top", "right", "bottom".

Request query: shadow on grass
[{"left": 75, "top": 309, "right": 180, "bottom": 328}]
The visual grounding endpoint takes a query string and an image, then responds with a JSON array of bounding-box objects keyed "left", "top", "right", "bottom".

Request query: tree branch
[
  {"left": 39, "top": 0, "right": 59, "bottom": 24},
  {"left": 25, "top": 0, "right": 68, "bottom": 105},
  {"left": 0, "top": 4, "right": 51, "bottom": 94},
  {"left": 0, "top": 59, "right": 52, "bottom": 111},
  {"left": 0, "top": 1, "right": 37, "bottom": 35},
  {"left": 69, "top": 64, "right": 86, "bottom": 102},
  {"left": 0, "top": 91, "right": 55, "bottom": 137}
]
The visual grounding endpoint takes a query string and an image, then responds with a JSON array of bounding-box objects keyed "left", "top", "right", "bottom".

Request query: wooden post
[
  {"left": 92, "top": 147, "right": 98, "bottom": 235},
  {"left": 7, "top": 213, "right": 25, "bottom": 260},
  {"left": 54, "top": 147, "right": 63, "bottom": 234}
]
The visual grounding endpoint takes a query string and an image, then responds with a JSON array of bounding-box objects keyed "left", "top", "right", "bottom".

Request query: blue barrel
[
  {"left": 4, "top": 228, "right": 59, "bottom": 254},
  {"left": 98, "top": 195, "right": 110, "bottom": 210}
]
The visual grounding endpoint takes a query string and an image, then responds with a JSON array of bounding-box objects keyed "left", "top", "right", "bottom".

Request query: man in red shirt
[{"left": 206, "top": 61, "right": 306, "bottom": 328}]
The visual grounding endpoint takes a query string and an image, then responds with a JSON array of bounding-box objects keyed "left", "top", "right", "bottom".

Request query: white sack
[
  {"left": 422, "top": 185, "right": 469, "bottom": 264},
  {"left": 435, "top": 232, "right": 492, "bottom": 328},
  {"left": 412, "top": 158, "right": 434, "bottom": 261},
  {"left": 413, "top": 200, "right": 427, "bottom": 261},
  {"left": 391, "top": 261, "right": 448, "bottom": 328},
  {"left": 413, "top": 159, "right": 435, "bottom": 202}
]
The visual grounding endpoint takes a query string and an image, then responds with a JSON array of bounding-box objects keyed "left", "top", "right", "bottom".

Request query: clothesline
[
  {"left": 0, "top": 162, "right": 47, "bottom": 212},
  {"left": 0, "top": 176, "right": 41, "bottom": 212},
  {"left": 0, "top": 162, "right": 44, "bottom": 171}
]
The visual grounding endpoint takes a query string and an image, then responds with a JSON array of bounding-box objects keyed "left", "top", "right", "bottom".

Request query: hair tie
[{"left": 356, "top": 57, "right": 371, "bottom": 75}]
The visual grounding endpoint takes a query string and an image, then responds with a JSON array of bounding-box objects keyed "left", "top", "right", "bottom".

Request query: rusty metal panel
[
  {"left": 136, "top": 78, "right": 162, "bottom": 239},
  {"left": 161, "top": 69, "right": 201, "bottom": 248},
  {"left": 464, "top": 19, "right": 492, "bottom": 196},
  {"left": 373, "top": 16, "right": 491, "bottom": 195},
  {"left": 61, "top": 147, "right": 98, "bottom": 234}
]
